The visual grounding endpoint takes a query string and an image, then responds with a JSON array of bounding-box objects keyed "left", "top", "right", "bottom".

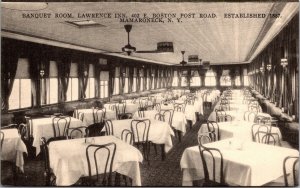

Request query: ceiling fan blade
[{"left": 135, "top": 50, "right": 158, "bottom": 53}]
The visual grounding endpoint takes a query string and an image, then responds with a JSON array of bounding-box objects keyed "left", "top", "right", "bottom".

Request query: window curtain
[
  {"left": 78, "top": 61, "right": 89, "bottom": 100},
  {"left": 169, "top": 69, "right": 174, "bottom": 87},
  {"left": 120, "top": 66, "right": 126, "bottom": 94},
  {"left": 144, "top": 67, "right": 148, "bottom": 89},
  {"left": 136, "top": 68, "right": 141, "bottom": 92},
  {"left": 110, "top": 67, "right": 115, "bottom": 95},
  {"left": 40, "top": 59, "right": 50, "bottom": 105},
  {"left": 1, "top": 48, "right": 19, "bottom": 111},
  {"left": 177, "top": 69, "right": 181, "bottom": 87},
  {"left": 57, "top": 56, "right": 71, "bottom": 102},
  {"left": 28, "top": 53, "right": 41, "bottom": 107},
  {"left": 154, "top": 68, "right": 158, "bottom": 89},
  {"left": 94, "top": 63, "right": 101, "bottom": 98},
  {"left": 149, "top": 68, "right": 153, "bottom": 89}
]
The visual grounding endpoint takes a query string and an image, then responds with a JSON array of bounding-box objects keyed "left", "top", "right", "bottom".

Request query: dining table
[
  {"left": 106, "top": 118, "right": 174, "bottom": 155},
  {"left": 132, "top": 110, "right": 187, "bottom": 135},
  {"left": 104, "top": 103, "right": 139, "bottom": 114},
  {"left": 29, "top": 116, "right": 85, "bottom": 155},
  {"left": 75, "top": 108, "right": 117, "bottom": 125},
  {"left": 1, "top": 128, "right": 28, "bottom": 172},
  {"left": 48, "top": 135, "right": 143, "bottom": 186},
  {"left": 180, "top": 138, "right": 299, "bottom": 186}
]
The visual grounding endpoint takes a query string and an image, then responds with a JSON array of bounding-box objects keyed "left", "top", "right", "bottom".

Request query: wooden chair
[
  {"left": 52, "top": 116, "right": 71, "bottom": 139},
  {"left": 198, "top": 135, "right": 227, "bottom": 186},
  {"left": 252, "top": 124, "right": 281, "bottom": 146},
  {"left": 93, "top": 108, "right": 106, "bottom": 124},
  {"left": 205, "top": 121, "right": 220, "bottom": 141},
  {"left": 283, "top": 156, "right": 299, "bottom": 186},
  {"left": 66, "top": 126, "right": 87, "bottom": 139},
  {"left": 85, "top": 143, "right": 117, "bottom": 186},
  {"left": 121, "top": 129, "right": 133, "bottom": 145},
  {"left": 104, "top": 120, "right": 114, "bottom": 136},
  {"left": 131, "top": 119, "right": 151, "bottom": 164},
  {"left": 116, "top": 103, "right": 132, "bottom": 120},
  {"left": 85, "top": 123, "right": 106, "bottom": 137},
  {"left": 174, "top": 103, "right": 186, "bottom": 113}
]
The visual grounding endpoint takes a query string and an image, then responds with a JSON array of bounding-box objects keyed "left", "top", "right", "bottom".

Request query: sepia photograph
[{"left": 1, "top": 0, "right": 299, "bottom": 186}]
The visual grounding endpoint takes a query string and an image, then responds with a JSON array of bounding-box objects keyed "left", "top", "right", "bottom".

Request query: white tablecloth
[
  {"left": 1, "top": 129, "right": 27, "bottom": 172},
  {"left": 104, "top": 103, "right": 139, "bottom": 114},
  {"left": 160, "top": 103, "right": 196, "bottom": 125},
  {"left": 30, "top": 117, "right": 85, "bottom": 155},
  {"left": 199, "top": 120, "right": 282, "bottom": 142},
  {"left": 49, "top": 136, "right": 143, "bottom": 186},
  {"left": 109, "top": 119, "right": 174, "bottom": 152},
  {"left": 132, "top": 110, "right": 187, "bottom": 134},
  {"left": 180, "top": 139, "right": 299, "bottom": 186},
  {"left": 75, "top": 108, "right": 116, "bottom": 125}
]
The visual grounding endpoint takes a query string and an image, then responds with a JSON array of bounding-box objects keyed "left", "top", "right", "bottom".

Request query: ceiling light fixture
[{"left": 180, "top": 51, "right": 187, "bottom": 66}]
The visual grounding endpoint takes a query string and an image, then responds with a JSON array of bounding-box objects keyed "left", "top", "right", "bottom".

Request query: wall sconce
[
  {"left": 267, "top": 64, "right": 272, "bottom": 71},
  {"left": 84, "top": 70, "right": 88, "bottom": 77},
  {"left": 40, "top": 69, "right": 45, "bottom": 77},
  {"left": 281, "top": 58, "right": 288, "bottom": 68},
  {"left": 260, "top": 67, "right": 264, "bottom": 73}
]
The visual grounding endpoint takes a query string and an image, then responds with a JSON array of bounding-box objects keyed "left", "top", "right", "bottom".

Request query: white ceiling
[{"left": 1, "top": 2, "right": 299, "bottom": 65}]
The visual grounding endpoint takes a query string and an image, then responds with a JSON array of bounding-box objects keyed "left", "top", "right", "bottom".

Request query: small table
[
  {"left": 1, "top": 129, "right": 27, "bottom": 172},
  {"left": 180, "top": 139, "right": 299, "bottom": 186},
  {"left": 49, "top": 136, "right": 143, "bottom": 186},
  {"left": 30, "top": 117, "right": 85, "bottom": 155}
]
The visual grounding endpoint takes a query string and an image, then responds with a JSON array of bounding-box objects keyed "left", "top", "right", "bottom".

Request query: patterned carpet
[{"left": 0, "top": 105, "right": 215, "bottom": 186}]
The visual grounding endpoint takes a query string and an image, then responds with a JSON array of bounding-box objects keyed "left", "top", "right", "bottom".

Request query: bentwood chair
[
  {"left": 283, "top": 156, "right": 299, "bottom": 186},
  {"left": 205, "top": 121, "right": 220, "bottom": 141},
  {"left": 104, "top": 120, "right": 114, "bottom": 136},
  {"left": 93, "top": 108, "right": 106, "bottom": 124},
  {"left": 66, "top": 126, "right": 87, "bottom": 139},
  {"left": 116, "top": 103, "right": 132, "bottom": 120},
  {"left": 52, "top": 116, "right": 71, "bottom": 139},
  {"left": 198, "top": 135, "right": 227, "bottom": 186},
  {"left": 252, "top": 124, "right": 281, "bottom": 146},
  {"left": 40, "top": 137, "right": 63, "bottom": 186},
  {"left": 197, "top": 132, "right": 214, "bottom": 145},
  {"left": 131, "top": 119, "right": 151, "bottom": 164},
  {"left": 85, "top": 143, "right": 117, "bottom": 186},
  {"left": 73, "top": 108, "right": 84, "bottom": 122},
  {"left": 174, "top": 103, "right": 186, "bottom": 113}
]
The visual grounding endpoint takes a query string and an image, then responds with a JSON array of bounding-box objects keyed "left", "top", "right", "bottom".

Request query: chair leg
[
  {"left": 153, "top": 144, "right": 158, "bottom": 155},
  {"left": 160, "top": 144, "right": 166, "bottom": 161}
]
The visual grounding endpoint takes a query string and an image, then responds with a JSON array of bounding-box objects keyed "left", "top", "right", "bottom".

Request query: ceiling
[{"left": 1, "top": 2, "right": 299, "bottom": 65}]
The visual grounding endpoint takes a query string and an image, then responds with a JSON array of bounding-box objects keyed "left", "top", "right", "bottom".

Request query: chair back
[
  {"left": 160, "top": 109, "right": 174, "bottom": 126},
  {"left": 139, "top": 98, "right": 149, "bottom": 111},
  {"left": 174, "top": 103, "right": 186, "bottom": 113},
  {"left": 137, "top": 109, "right": 145, "bottom": 118},
  {"left": 121, "top": 129, "right": 133, "bottom": 145},
  {"left": 104, "top": 120, "right": 114, "bottom": 136},
  {"left": 198, "top": 137, "right": 225, "bottom": 185},
  {"left": 86, "top": 143, "right": 117, "bottom": 186},
  {"left": 154, "top": 102, "right": 161, "bottom": 112},
  {"left": 206, "top": 121, "right": 219, "bottom": 141},
  {"left": 197, "top": 132, "right": 213, "bottom": 145},
  {"left": 130, "top": 119, "right": 151, "bottom": 143},
  {"left": 66, "top": 126, "right": 86, "bottom": 139},
  {"left": 93, "top": 108, "right": 106, "bottom": 124},
  {"left": 154, "top": 113, "right": 164, "bottom": 121},
  {"left": 185, "top": 97, "right": 195, "bottom": 105},
  {"left": 283, "top": 156, "right": 299, "bottom": 186},
  {"left": 52, "top": 116, "right": 71, "bottom": 138},
  {"left": 215, "top": 109, "right": 226, "bottom": 122},
  {"left": 252, "top": 124, "right": 281, "bottom": 145}
]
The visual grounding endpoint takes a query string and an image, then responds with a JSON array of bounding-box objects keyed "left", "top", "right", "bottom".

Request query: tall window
[
  {"left": 66, "top": 62, "right": 79, "bottom": 101},
  {"left": 100, "top": 71, "right": 109, "bottom": 98},
  {"left": 181, "top": 76, "right": 188, "bottom": 87},
  {"left": 113, "top": 67, "right": 120, "bottom": 95},
  {"left": 139, "top": 69, "right": 144, "bottom": 91},
  {"left": 42, "top": 61, "right": 58, "bottom": 105},
  {"left": 190, "top": 71, "right": 201, "bottom": 86},
  {"left": 244, "top": 76, "right": 249, "bottom": 86},
  {"left": 205, "top": 70, "right": 216, "bottom": 86},
  {"left": 220, "top": 76, "right": 231, "bottom": 86},
  {"left": 9, "top": 58, "right": 32, "bottom": 110},
  {"left": 235, "top": 76, "right": 241, "bottom": 86},
  {"left": 132, "top": 68, "right": 137, "bottom": 92},
  {"left": 172, "top": 70, "right": 178, "bottom": 87},
  {"left": 124, "top": 67, "right": 129, "bottom": 93}
]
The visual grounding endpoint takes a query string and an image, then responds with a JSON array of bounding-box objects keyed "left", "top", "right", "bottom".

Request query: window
[
  {"left": 113, "top": 67, "right": 120, "bottom": 95},
  {"left": 66, "top": 63, "right": 79, "bottom": 101},
  {"left": 100, "top": 81, "right": 108, "bottom": 98},
  {"left": 9, "top": 79, "right": 31, "bottom": 110},
  {"left": 172, "top": 70, "right": 178, "bottom": 87},
  {"left": 45, "top": 78, "right": 58, "bottom": 104},
  {"left": 205, "top": 70, "right": 216, "bottom": 86},
  {"left": 132, "top": 78, "right": 137, "bottom": 92},
  {"left": 235, "top": 76, "right": 241, "bottom": 86},
  {"left": 42, "top": 61, "right": 58, "bottom": 105},
  {"left": 220, "top": 76, "right": 231, "bottom": 86},
  {"left": 244, "top": 76, "right": 249, "bottom": 86},
  {"left": 66, "top": 78, "right": 79, "bottom": 101},
  {"left": 9, "top": 58, "right": 31, "bottom": 110},
  {"left": 146, "top": 77, "right": 150, "bottom": 90},
  {"left": 140, "top": 77, "right": 144, "bottom": 91},
  {"left": 86, "top": 78, "right": 95, "bottom": 98},
  {"left": 151, "top": 77, "right": 155, "bottom": 89},
  {"left": 124, "top": 78, "right": 129, "bottom": 93},
  {"left": 181, "top": 76, "right": 187, "bottom": 87},
  {"left": 190, "top": 77, "right": 201, "bottom": 86},
  {"left": 100, "top": 71, "right": 109, "bottom": 98}
]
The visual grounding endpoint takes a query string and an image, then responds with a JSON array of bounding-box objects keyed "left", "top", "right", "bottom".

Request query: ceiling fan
[
  {"left": 180, "top": 51, "right": 187, "bottom": 66},
  {"left": 105, "top": 24, "right": 174, "bottom": 55}
]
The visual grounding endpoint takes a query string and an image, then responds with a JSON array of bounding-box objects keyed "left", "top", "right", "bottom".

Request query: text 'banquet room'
[{"left": 1, "top": 1, "right": 299, "bottom": 187}]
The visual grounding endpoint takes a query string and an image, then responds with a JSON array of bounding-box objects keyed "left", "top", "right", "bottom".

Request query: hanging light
[{"left": 180, "top": 51, "right": 187, "bottom": 66}]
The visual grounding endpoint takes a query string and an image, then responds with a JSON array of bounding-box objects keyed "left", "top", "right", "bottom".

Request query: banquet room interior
[{"left": 1, "top": 1, "right": 299, "bottom": 187}]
